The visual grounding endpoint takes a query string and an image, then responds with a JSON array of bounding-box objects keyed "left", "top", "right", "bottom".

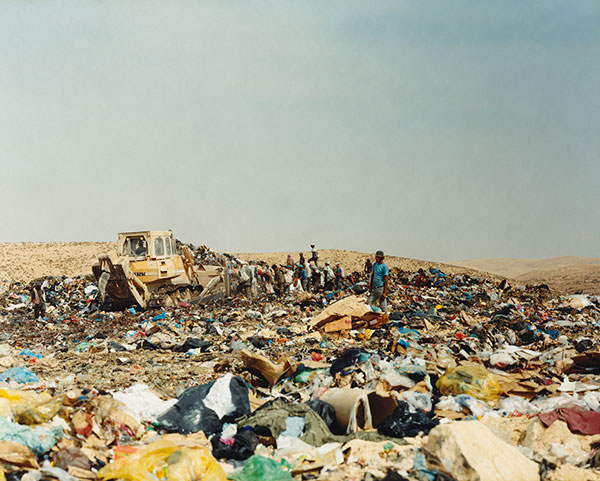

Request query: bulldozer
[{"left": 92, "top": 230, "right": 229, "bottom": 309}]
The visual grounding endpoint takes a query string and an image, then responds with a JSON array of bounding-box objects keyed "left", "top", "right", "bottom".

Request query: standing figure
[
  {"left": 367, "top": 250, "right": 389, "bottom": 313},
  {"left": 30, "top": 282, "right": 46, "bottom": 319},
  {"left": 273, "top": 265, "right": 286, "bottom": 297},
  {"left": 310, "top": 244, "right": 318, "bottom": 265},
  {"left": 334, "top": 263, "right": 344, "bottom": 291},
  {"left": 299, "top": 265, "right": 308, "bottom": 291},
  {"left": 323, "top": 262, "right": 335, "bottom": 291}
]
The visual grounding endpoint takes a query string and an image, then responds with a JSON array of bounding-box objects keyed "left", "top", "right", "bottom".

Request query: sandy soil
[
  {"left": 1, "top": 242, "right": 597, "bottom": 294},
  {"left": 0, "top": 242, "right": 115, "bottom": 284},
  {"left": 452, "top": 256, "right": 600, "bottom": 295}
]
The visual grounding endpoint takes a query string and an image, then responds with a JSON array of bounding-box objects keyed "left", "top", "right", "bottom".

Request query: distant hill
[
  {"left": 450, "top": 256, "right": 600, "bottom": 295},
  {"left": 1, "top": 243, "right": 597, "bottom": 295},
  {"left": 0, "top": 242, "right": 115, "bottom": 284}
]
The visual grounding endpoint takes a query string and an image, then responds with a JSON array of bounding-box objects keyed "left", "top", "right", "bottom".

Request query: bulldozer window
[
  {"left": 126, "top": 237, "right": 147, "bottom": 257},
  {"left": 165, "top": 237, "right": 172, "bottom": 256},
  {"left": 154, "top": 237, "right": 165, "bottom": 257}
]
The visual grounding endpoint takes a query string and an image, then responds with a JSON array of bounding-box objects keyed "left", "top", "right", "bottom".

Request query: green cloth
[{"left": 237, "top": 398, "right": 403, "bottom": 447}]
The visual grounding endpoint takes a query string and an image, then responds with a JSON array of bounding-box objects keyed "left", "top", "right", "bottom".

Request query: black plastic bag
[
  {"left": 157, "top": 374, "right": 250, "bottom": 435},
  {"left": 306, "top": 399, "right": 336, "bottom": 431},
  {"left": 377, "top": 401, "right": 438, "bottom": 438},
  {"left": 174, "top": 337, "right": 211, "bottom": 353},
  {"left": 352, "top": 282, "right": 368, "bottom": 294},
  {"left": 329, "top": 348, "right": 368, "bottom": 377},
  {"left": 211, "top": 428, "right": 260, "bottom": 460}
]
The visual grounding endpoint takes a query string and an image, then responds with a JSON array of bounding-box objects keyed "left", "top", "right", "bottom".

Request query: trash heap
[{"left": 0, "top": 261, "right": 599, "bottom": 480}]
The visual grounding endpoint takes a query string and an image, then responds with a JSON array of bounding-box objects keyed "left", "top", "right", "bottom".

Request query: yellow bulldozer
[{"left": 92, "top": 230, "right": 229, "bottom": 309}]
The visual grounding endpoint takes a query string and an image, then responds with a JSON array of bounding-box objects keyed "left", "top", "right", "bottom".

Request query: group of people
[
  {"left": 235, "top": 246, "right": 347, "bottom": 297},
  {"left": 234, "top": 245, "right": 390, "bottom": 313}
]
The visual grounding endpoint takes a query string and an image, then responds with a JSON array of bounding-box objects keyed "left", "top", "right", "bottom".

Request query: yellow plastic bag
[
  {"left": 0, "top": 389, "right": 62, "bottom": 425},
  {"left": 97, "top": 439, "right": 226, "bottom": 481},
  {"left": 436, "top": 366, "right": 502, "bottom": 402}
]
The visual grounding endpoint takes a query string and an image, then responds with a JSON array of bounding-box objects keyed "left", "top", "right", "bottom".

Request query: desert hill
[
  {"left": 0, "top": 242, "right": 115, "bottom": 284},
  {"left": 451, "top": 256, "right": 600, "bottom": 295},
  {"left": 0, "top": 243, "right": 502, "bottom": 285},
  {"left": 1, "top": 243, "right": 597, "bottom": 295}
]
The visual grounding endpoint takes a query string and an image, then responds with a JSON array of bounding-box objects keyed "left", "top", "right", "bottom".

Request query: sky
[{"left": 1, "top": 1, "right": 599, "bottom": 262}]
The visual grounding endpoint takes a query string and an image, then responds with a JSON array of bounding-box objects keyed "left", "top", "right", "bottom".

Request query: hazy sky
[{"left": 1, "top": 1, "right": 599, "bottom": 261}]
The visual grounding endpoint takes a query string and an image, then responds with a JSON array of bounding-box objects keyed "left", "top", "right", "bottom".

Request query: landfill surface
[{"left": 1, "top": 243, "right": 600, "bottom": 481}]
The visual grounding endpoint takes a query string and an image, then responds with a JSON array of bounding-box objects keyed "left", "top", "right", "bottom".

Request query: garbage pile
[{"left": 0, "top": 256, "right": 599, "bottom": 480}]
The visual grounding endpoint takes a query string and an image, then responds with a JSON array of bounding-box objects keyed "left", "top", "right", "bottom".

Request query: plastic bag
[
  {"left": 294, "top": 369, "right": 327, "bottom": 384},
  {"left": 399, "top": 392, "right": 432, "bottom": 413},
  {"left": 377, "top": 401, "right": 438, "bottom": 438},
  {"left": 157, "top": 374, "right": 250, "bottom": 435},
  {"left": 0, "top": 417, "right": 62, "bottom": 455},
  {"left": 0, "top": 389, "right": 61, "bottom": 425},
  {"left": 228, "top": 455, "right": 292, "bottom": 481},
  {"left": 211, "top": 429, "right": 259, "bottom": 460},
  {"left": 329, "top": 348, "right": 369, "bottom": 377},
  {"left": 97, "top": 439, "right": 226, "bottom": 481},
  {"left": 0, "top": 367, "right": 38, "bottom": 384},
  {"left": 306, "top": 399, "right": 336, "bottom": 431},
  {"left": 112, "top": 384, "right": 177, "bottom": 423},
  {"left": 436, "top": 366, "right": 502, "bottom": 402}
]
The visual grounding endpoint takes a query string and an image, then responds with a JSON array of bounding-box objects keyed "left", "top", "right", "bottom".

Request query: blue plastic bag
[{"left": 0, "top": 367, "right": 39, "bottom": 384}]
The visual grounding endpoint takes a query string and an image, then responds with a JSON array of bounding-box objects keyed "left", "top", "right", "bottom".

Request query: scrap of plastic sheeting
[
  {"left": 0, "top": 417, "right": 62, "bottom": 455},
  {"left": 583, "top": 391, "right": 600, "bottom": 412},
  {"left": 0, "top": 367, "right": 39, "bottom": 384},
  {"left": 229, "top": 454, "right": 292, "bottom": 481},
  {"left": 399, "top": 392, "right": 432, "bottom": 413},
  {"left": 18, "top": 349, "right": 42, "bottom": 359},
  {"left": 280, "top": 416, "right": 305, "bottom": 438},
  {"left": 21, "top": 462, "right": 79, "bottom": 481},
  {"left": 498, "top": 396, "right": 539, "bottom": 415},
  {"left": 112, "top": 384, "right": 177, "bottom": 422},
  {"left": 203, "top": 373, "right": 239, "bottom": 419},
  {"left": 559, "top": 377, "right": 600, "bottom": 393},
  {"left": 0, "top": 388, "right": 62, "bottom": 425},
  {"left": 97, "top": 439, "right": 226, "bottom": 481}
]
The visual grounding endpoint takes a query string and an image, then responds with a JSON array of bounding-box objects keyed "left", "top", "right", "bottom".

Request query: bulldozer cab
[{"left": 118, "top": 231, "right": 176, "bottom": 260}]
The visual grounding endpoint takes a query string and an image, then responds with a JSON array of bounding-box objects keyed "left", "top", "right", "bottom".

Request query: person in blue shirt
[
  {"left": 299, "top": 265, "right": 308, "bottom": 291},
  {"left": 367, "top": 250, "right": 389, "bottom": 313}
]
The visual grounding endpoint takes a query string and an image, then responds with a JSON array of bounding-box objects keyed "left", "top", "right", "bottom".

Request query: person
[
  {"left": 334, "top": 263, "right": 344, "bottom": 291},
  {"left": 323, "top": 262, "right": 335, "bottom": 291},
  {"left": 367, "top": 250, "right": 389, "bottom": 312},
  {"left": 236, "top": 263, "right": 255, "bottom": 297},
  {"left": 30, "top": 282, "right": 46, "bottom": 319},
  {"left": 286, "top": 254, "right": 294, "bottom": 267},
  {"left": 364, "top": 258, "right": 372, "bottom": 274},
  {"left": 299, "top": 253, "right": 306, "bottom": 267},
  {"left": 310, "top": 259, "right": 321, "bottom": 291},
  {"left": 310, "top": 244, "right": 318, "bottom": 265},
  {"left": 299, "top": 264, "right": 308, "bottom": 291},
  {"left": 273, "top": 265, "right": 286, "bottom": 296}
]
